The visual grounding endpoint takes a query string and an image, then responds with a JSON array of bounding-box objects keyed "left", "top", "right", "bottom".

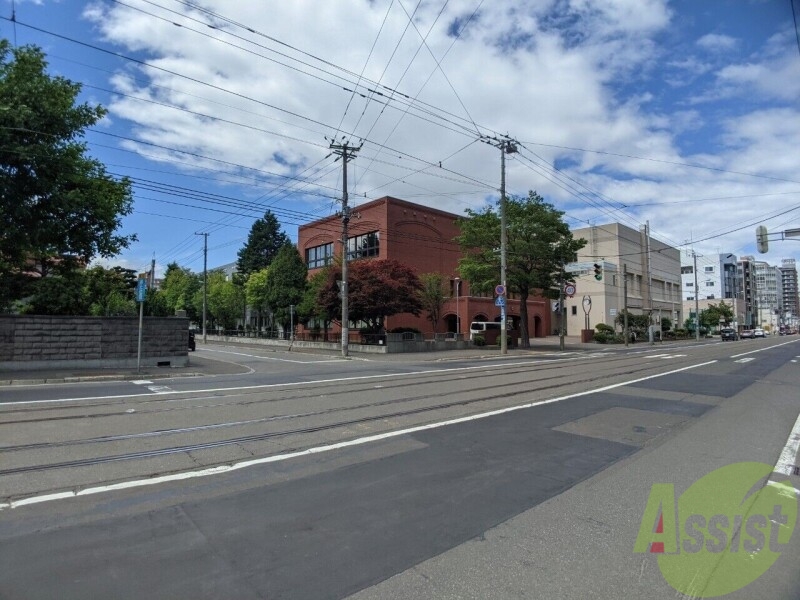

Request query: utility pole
[
  {"left": 693, "top": 250, "right": 700, "bottom": 342},
  {"left": 482, "top": 135, "right": 518, "bottom": 354},
  {"left": 623, "top": 264, "right": 629, "bottom": 347},
  {"left": 644, "top": 221, "right": 654, "bottom": 345},
  {"left": 559, "top": 262, "right": 565, "bottom": 351},
  {"left": 329, "top": 138, "right": 362, "bottom": 358},
  {"left": 195, "top": 232, "right": 209, "bottom": 343}
]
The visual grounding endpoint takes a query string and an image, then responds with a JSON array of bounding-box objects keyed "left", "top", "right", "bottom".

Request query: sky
[{"left": 3, "top": 0, "right": 800, "bottom": 280}]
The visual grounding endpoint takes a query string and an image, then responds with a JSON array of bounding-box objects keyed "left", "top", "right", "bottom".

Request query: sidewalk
[{"left": 0, "top": 353, "right": 245, "bottom": 386}]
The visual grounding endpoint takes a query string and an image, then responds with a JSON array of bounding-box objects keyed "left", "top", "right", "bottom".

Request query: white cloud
[
  {"left": 696, "top": 33, "right": 738, "bottom": 52},
  {"left": 67, "top": 0, "right": 800, "bottom": 270}
]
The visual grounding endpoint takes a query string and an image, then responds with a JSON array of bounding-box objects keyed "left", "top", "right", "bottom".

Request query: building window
[
  {"left": 687, "top": 296, "right": 694, "bottom": 301},
  {"left": 305, "top": 242, "right": 333, "bottom": 269},
  {"left": 681, "top": 266, "right": 693, "bottom": 274},
  {"left": 347, "top": 231, "right": 380, "bottom": 260},
  {"left": 707, "top": 294, "right": 715, "bottom": 299},
  {"left": 686, "top": 282, "right": 694, "bottom": 287},
  {"left": 704, "top": 266, "right": 714, "bottom": 273},
  {"left": 706, "top": 281, "right": 714, "bottom": 287},
  {"left": 571, "top": 305, "right": 577, "bottom": 316}
]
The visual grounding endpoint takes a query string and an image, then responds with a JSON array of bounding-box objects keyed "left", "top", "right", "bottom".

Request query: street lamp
[{"left": 454, "top": 277, "right": 461, "bottom": 336}]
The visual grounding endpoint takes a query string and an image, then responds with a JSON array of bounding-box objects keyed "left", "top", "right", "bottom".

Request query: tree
[
  {"left": 159, "top": 262, "right": 201, "bottom": 322},
  {"left": 83, "top": 265, "right": 136, "bottom": 316},
  {"left": 21, "top": 272, "right": 88, "bottom": 315},
  {"left": 456, "top": 191, "right": 586, "bottom": 348},
  {"left": 245, "top": 268, "right": 271, "bottom": 331},
  {"left": 205, "top": 270, "right": 245, "bottom": 331},
  {"left": 236, "top": 210, "right": 290, "bottom": 277},
  {"left": 298, "top": 267, "right": 334, "bottom": 337},
  {"left": 702, "top": 301, "right": 735, "bottom": 329},
  {"left": 0, "top": 42, "right": 135, "bottom": 309},
  {"left": 418, "top": 272, "right": 447, "bottom": 335},
  {"left": 263, "top": 244, "right": 307, "bottom": 331},
  {"left": 318, "top": 259, "right": 423, "bottom": 332}
]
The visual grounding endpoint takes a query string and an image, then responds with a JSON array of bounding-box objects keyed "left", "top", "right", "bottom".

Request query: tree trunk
[{"left": 519, "top": 289, "right": 530, "bottom": 349}]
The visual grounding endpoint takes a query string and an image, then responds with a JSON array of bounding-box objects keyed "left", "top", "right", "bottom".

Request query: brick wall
[{"left": 0, "top": 316, "right": 189, "bottom": 371}]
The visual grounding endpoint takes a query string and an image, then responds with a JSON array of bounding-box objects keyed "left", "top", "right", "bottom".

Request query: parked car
[
  {"left": 188, "top": 330, "right": 196, "bottom": 351},
  {"left": 720, "top": 328, "right": 738, "bottom": 341},
  {"left": 753, "top": 328, "right": 766, "bottom": 338},
  {"left": 740, "top": 330, "right": 755, "bottom": 339}
]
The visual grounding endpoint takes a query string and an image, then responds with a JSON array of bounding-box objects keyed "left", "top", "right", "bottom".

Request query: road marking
[
  {"left": 0, "top": 358, "right": 582, "bottom": 407},
  {"left": 147, "top": 385, "right": 172, "bottom": 393},
  {"left": 735, "top": 358, "right": 755, "bottom": 364},
  {"left": 0, "top": 360, "right": 718, "bottom": 510},
  {"left": 775, "top": 412, "right": 800, "bottom": 478},
  {"left": 201, "top": 348, "right": 344, "bottom": 364},
  {"left": 130, "top": 380, "right": 153, "bottom": 385},
  {"left": 730, "top": 338, "right": 800, "bottom": 359}
]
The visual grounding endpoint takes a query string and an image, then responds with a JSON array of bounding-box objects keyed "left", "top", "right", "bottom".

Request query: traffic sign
[
  {"left": 494, "top": 296, "right": 506, "bottom": 307},
  {"left": 564, "top": 283, "right": 576, "bottom": 297},
  {"left": 495, "top": 284, "right": 506, "bottom": 296},
  {"left": 136, "top": 278, "right": 147, "bottom": 303}
]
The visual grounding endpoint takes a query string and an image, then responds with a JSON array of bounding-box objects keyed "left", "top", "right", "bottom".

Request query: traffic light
[
  {"left": 593, "top": 263, "right": 603, "bottom": 280},
  {"left": 756, "top": 226, "right": 768, "bottom": 253}
]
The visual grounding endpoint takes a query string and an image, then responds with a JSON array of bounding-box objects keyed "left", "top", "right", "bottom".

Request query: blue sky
[{"left": 3, "top": 0, "right": 799, "bottom": 277}]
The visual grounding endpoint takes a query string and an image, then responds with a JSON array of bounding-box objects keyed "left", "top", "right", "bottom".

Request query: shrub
[
  {"left": 472, "top": 335, "right": 486, "bottom": 347},
  {"left": 594, "top": 331, "right": 610, "bottom": 344},
  {"left": 595, "top": 323, "right": 614, "bottom": 334}
]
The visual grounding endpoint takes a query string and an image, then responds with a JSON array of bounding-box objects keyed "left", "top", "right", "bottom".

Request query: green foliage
[
  {"left": 205, "top": 271, "right": 244, "bottom": 330},
  {"left": 160, "top": 263, "right": 201, "bottom": 321},
  {"left": 245, "top": 267, "right": 270, "bottom": 323},
  {"left": 0, "top": 42, "right": 135, "bottom": 311},
  {"left": 236, "top": 210, "right": 290, "bottom": 276},
  {"left": 297, "top": 267, "right": 333, "bottom": 329},
  {"left": 593, "top": 331, "right": 610, "bottom": 344},
  {"left": 700, "top": 301, "right": 734, "bottom": 329},
  {"left": 263, "top": 244, "right": 307, "bottom": 328},
  {"left": 615, "top": 310, "right": 651, "bottom": 330},
  {"left": 21, "top": 273, "right": 88, "bottom": 315},
  {"left": 595, "top": 322, "right": 614, "bottom": 334},
  {"left": 661, "top": 317, "right": 672, "bottom": 331},
  {"left": 456, "top": 191, "right": 586, "bottom": 347},
  {"left": 472, "top": 335, "right": 486, "bottom": 347},
  {"left": 418, "top": 272, "right": 447, "bottom": 333},
  {"left": 318, "top": 259, "right": 423, "bottom": 331}
]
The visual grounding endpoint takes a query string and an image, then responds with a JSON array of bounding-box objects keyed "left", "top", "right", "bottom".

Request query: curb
[{"left": 0, "top": 371, "right": 205, "bottom": 387}]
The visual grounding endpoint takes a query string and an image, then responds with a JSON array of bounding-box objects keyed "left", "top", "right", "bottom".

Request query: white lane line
[
  {"left": 0, "top": 358, "right": 583, "bottom": 407},
  {"left": 201, "top": 348, "right": 342, "bottom": 364},
  {"left": 146, "top": 385, "right": 172, "bottom": 393},
  {"left": 730, "top": 338, "right": 800, "bottom": 359},
  {"left": 775, "top": 412, "right": 800, "bottom": 477},
  {"left": 0, "top": 360, "right": 718, "bottom": 510},
  {"left": 130, "top": 380, "right": 153, "bottom": 385},
  {"left": 735, "top": 358, "right": 755, "bottom": 364}
]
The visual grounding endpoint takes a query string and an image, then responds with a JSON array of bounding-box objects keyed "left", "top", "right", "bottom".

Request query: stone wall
[{"left": 0, "top": 316, "right": 189, "bottom": 371}]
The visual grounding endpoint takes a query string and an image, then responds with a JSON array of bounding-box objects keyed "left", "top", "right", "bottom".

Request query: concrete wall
[{"left": 0, "top": 316, "right": 189, "bottom": 371}]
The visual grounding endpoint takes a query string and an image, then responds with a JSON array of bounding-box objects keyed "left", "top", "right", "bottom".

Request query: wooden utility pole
[{"left": 329, "top": 139, "right": 362, "bottom": 358}]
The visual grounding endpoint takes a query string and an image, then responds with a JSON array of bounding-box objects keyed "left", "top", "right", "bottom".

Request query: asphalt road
[{"left": 1, "top": 337, "right": 798, "bottom": 599}]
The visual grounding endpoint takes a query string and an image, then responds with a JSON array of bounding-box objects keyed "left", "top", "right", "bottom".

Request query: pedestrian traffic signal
[
  {"left": 593, "top": 263, "right": 603, "bottom": 280},
  {"left": 756, "top": 226, "right": 768, "bottom": 253}
]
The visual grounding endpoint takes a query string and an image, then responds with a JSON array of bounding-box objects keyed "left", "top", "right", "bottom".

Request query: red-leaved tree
[{"left": 317, "top": 259, "right": 423, "bottom": 332}]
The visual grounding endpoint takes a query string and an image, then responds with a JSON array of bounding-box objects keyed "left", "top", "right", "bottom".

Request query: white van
[{"left": 469, "top": 321, "right": 501, "bottom": 340}]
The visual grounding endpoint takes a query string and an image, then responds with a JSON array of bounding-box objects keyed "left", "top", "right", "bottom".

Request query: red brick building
[{"left": 297, "top": 196, "right": 552, "bottom": 338}]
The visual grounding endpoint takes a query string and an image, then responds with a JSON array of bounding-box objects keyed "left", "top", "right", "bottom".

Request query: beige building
[{"left": 562, "top": 224, "right": 682, "bottom": 335}]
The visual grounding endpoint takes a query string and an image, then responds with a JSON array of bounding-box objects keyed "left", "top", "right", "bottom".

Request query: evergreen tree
[{"left": 236, "top": 210, "right": 290, "bottom": 277}]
